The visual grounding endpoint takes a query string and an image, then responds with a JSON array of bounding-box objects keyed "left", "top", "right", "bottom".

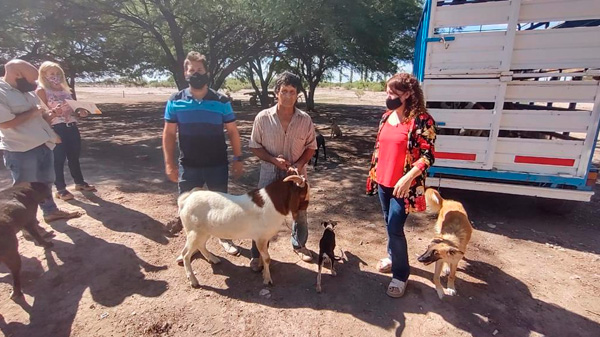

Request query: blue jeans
[
  {"left": 250, "top": 209, "right": 308, "bottom": 258},
  {"left": 52, "top": 123, "right": 85, "bottom": 191},
  {"left": 178, "top": 164, "right": 228, "bottom": 194},
  {"left": 3, "top": 145, "right": 59, "bottom": 216},
  {"left": 378, "top": 184, "right": 410, "bottom": 282}
]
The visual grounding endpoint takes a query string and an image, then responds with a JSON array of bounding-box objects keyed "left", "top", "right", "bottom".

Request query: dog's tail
[{"left": 425, "top": 188, "right": 444, "bottom": 214}]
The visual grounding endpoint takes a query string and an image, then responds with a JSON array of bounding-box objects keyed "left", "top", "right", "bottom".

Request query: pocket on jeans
[{"left": 3, "top": 151, "right": 18, "bottom": 172}]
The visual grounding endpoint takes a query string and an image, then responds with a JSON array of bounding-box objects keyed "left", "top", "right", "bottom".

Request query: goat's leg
[
  {"left": 256, "top": 239, "right": 272, "bottom": 285},
  {"left": 197, "top": 234, "right": 220, "bottom": 265},
  {"left": 182, "top": 231, "right": 201, "bottom": 288}
]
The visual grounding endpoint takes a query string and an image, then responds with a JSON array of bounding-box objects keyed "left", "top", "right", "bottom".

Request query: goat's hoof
[
  {"left": 190, "top": 281, "right": 200, "bottom": 289},
  {"left": 43, "top": 241, "right": 53, "bottom": 249},
  {"left": 316, "top": 286, "right": 322, "bottom": 293},
  {"left": 263, "top": 279, "right": 273, "bottom": 286},
  {"left": 331, "top": 270, "right": 337, "bottom": 276},
  {"left": 445, "top": 288, "right": 457, "bottom": 296},
  {"left": 209, "top": 256, "right": 221, "bottom": 264},
  {"left": 437, "top": 289, "right": 445, "bottom": 300}
]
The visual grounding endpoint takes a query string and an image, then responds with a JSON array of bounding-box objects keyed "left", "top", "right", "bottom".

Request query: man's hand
[
  {"left": 272, "top": 155, "right": 291, "bottom": 171},
  {"left": 232, "top": 160, "right": 244, "bottom": 179},
  {"left": 165, "top": 164, "right": 178, "bottom": 183}
]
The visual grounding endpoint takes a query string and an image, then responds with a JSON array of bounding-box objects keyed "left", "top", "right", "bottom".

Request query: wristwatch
[{"left": 232, "top": 155, "right": 242, "bottom": 162}]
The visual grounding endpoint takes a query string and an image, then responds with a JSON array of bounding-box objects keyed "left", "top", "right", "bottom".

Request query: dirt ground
[{"left": 0, "top": 86, "right": 599, "bottom": 337}]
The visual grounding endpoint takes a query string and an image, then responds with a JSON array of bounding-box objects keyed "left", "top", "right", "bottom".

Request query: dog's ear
[
  {"left": 448, "top": 247, "right": 464, "bottom": 256},
  {"left": 331, "top": 221, "right": 338, "bottom": 227},
  {"left": 321, "top": 221, "right": 328, "bottom": 227}
]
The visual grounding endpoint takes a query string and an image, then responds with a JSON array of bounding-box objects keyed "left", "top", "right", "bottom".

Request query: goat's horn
[{"left": 283, "top": 175, "right": 305, "bottom": 187}]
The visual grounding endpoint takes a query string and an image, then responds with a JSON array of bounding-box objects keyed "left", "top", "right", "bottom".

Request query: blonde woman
[{"left": 36, "top": 61, "right": 96, "bottom": 200}]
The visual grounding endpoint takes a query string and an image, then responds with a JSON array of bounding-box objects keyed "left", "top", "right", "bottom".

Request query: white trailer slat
[
  {"left": 426, "top": 177, "right": 593, "bottom": 201},
  {"left": 423, "top": 79, "right": 499, "bottom": 102},
  {"left": 493, "top": 156, "right": 578, "bottom": 175},
  {"left": 500, "top": 110, "right": 592, "bottom": 133},
  {"left": 429, "top": 108, "right": 494, "bottom": 129},
  {"left": 512, "top": 27, "right": 600, "bottom": 70},
  {"left": 427, "top": 32, "right": 506, "bottom": 75},
  {"left": 434, "top": 1, "right": 512, "bottom": 28},
  {"left": 496, "top": 138, "right": 584, "bottom": 158},
  {"left": 520, "top": 0, "right": 600, "bottom": 23},
  {"left": 505, "top": 81, "right": 599, "bottom": 103}
]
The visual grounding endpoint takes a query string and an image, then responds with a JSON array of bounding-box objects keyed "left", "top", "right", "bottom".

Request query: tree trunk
[
  {"left": 67, "top": 68, "right": 77, "bottom": 100},
  {"left": 260, "top": 82, "right": 270, "bottom": 108},
  {"left": 173, "top": 58, "right": 187, "bottom": 90},
  {"left": 306, "top": 82, "right": 317, "bottom": 111}
]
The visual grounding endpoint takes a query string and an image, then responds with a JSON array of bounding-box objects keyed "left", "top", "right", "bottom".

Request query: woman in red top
[{"left": 366, "top": 73, "right": 436, "bottom": 298}]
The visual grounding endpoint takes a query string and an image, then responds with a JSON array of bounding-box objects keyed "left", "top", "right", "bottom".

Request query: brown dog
[
  {"left": 418, "top": 189, "right": 472, "bottom": 299},
  {"left": 0, "top": 182, "right": 54, "bottom": 299}
]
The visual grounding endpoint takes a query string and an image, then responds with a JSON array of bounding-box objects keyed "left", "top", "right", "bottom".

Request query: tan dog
[
  {"left": 330, "top": 118, "right": 342, "bottom": 138},
  {"left": 418, "top": 189, "right": 472, "bottom": 299}
]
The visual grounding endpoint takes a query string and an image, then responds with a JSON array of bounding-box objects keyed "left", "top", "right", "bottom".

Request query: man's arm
[
  {"left": 293, "top": 148, "right": 316, "bottom": 172},
  {"left": 224, "top": 121, "right": 244, "bottom": 178},
  {"left": 250, "top": 147, "right": 290, "bottom": 171},
  {"left": 0, "top": 107, "right": 42, "bottom": 129},
  {"left": 162, "top": 122, "right": 178, "bottom": 182},
  {"left": 224, "top": 121, "right": 242, "bottom": 157}
]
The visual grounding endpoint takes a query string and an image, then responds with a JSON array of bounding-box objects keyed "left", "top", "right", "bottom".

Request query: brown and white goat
[{"left": 177, "top": 175, "right": 309, "bottom": 288}]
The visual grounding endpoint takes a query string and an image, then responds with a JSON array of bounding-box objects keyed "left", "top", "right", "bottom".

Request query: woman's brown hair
[{"left": 386, "top": 73, "right": 427, "bottom": 120}]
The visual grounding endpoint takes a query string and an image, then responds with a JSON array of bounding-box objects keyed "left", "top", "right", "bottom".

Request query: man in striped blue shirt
[{"left": 163, "top": 51, "right": 243, "bottom": 256}]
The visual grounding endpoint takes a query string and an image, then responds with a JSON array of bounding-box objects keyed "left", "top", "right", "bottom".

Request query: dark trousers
[{"left": 52, "top": 123, "right": 85, "bottom": 191}]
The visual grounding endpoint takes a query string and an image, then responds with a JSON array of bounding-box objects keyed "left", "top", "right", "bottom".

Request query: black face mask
[
  {"left": 15, "top": 77, "right": 37, "bottom": 93},
  {"left": 386, "top": 97, "right": 402, "bottom": 110},
  {"left": 187, "top": 72, "right": 209, "bottom": 89}
]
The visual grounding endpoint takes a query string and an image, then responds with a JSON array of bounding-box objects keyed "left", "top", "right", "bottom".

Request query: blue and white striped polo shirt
[{"left": 164, "top": 88, "right": 235, "bottom": 167}]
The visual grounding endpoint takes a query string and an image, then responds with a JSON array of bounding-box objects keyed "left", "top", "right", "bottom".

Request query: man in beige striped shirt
[{"left": 249, "top": 72, "right": 317, "bottom": 271}]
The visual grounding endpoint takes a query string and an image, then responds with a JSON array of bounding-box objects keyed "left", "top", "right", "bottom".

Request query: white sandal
[
  {"left": 386, "top": 278, "right": 407, "bottom": 298},
  {"left": 377, "top": 258, "right": 392, "bottom": 273}
]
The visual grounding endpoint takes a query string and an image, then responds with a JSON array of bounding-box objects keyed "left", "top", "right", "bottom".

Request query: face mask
[
  {"left": 386, "top": 97, "right": 402, "bottom": 110},
  {"left": 187, "top": 72, "right": 209, "bottom": 89},
  {"left": 46, "top": 75, "right": 62, "bottom": 85},
  {"left": 15, "top": 77, "right": 38, "bottom": 93}
]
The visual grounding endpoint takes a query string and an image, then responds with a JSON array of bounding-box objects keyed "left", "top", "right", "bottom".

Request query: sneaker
[
  {"left": 294, "top": 247, "right": 313, "bottom": 262},
  {"left": 250, "top": 257, "right": 263, "bottom": 272},
  {"left": 55, "top": 190, "right": 75, "bottom": 201},
  {"left": 44, "top": 209, "right": 84, "bottom": 223},
  {"left": 219, "top": 239, "right": 240, "bottom": 256},
  {"left": 75, "top": 183, "right": 96, "bottom": 192},
  {"left": 386, "top": 278, "right": 407, "bottom": 298}
]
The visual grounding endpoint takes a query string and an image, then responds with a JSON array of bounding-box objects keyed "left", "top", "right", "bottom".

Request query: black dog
[
  {"left": 316, "top": 221, "right": 340, "bottom": 293},
  {"left": 0, "top": 182, "right": 53, "bottom": 299},
  {"left": 313, "top": 131, "right": 327, "bottom": 167}
]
